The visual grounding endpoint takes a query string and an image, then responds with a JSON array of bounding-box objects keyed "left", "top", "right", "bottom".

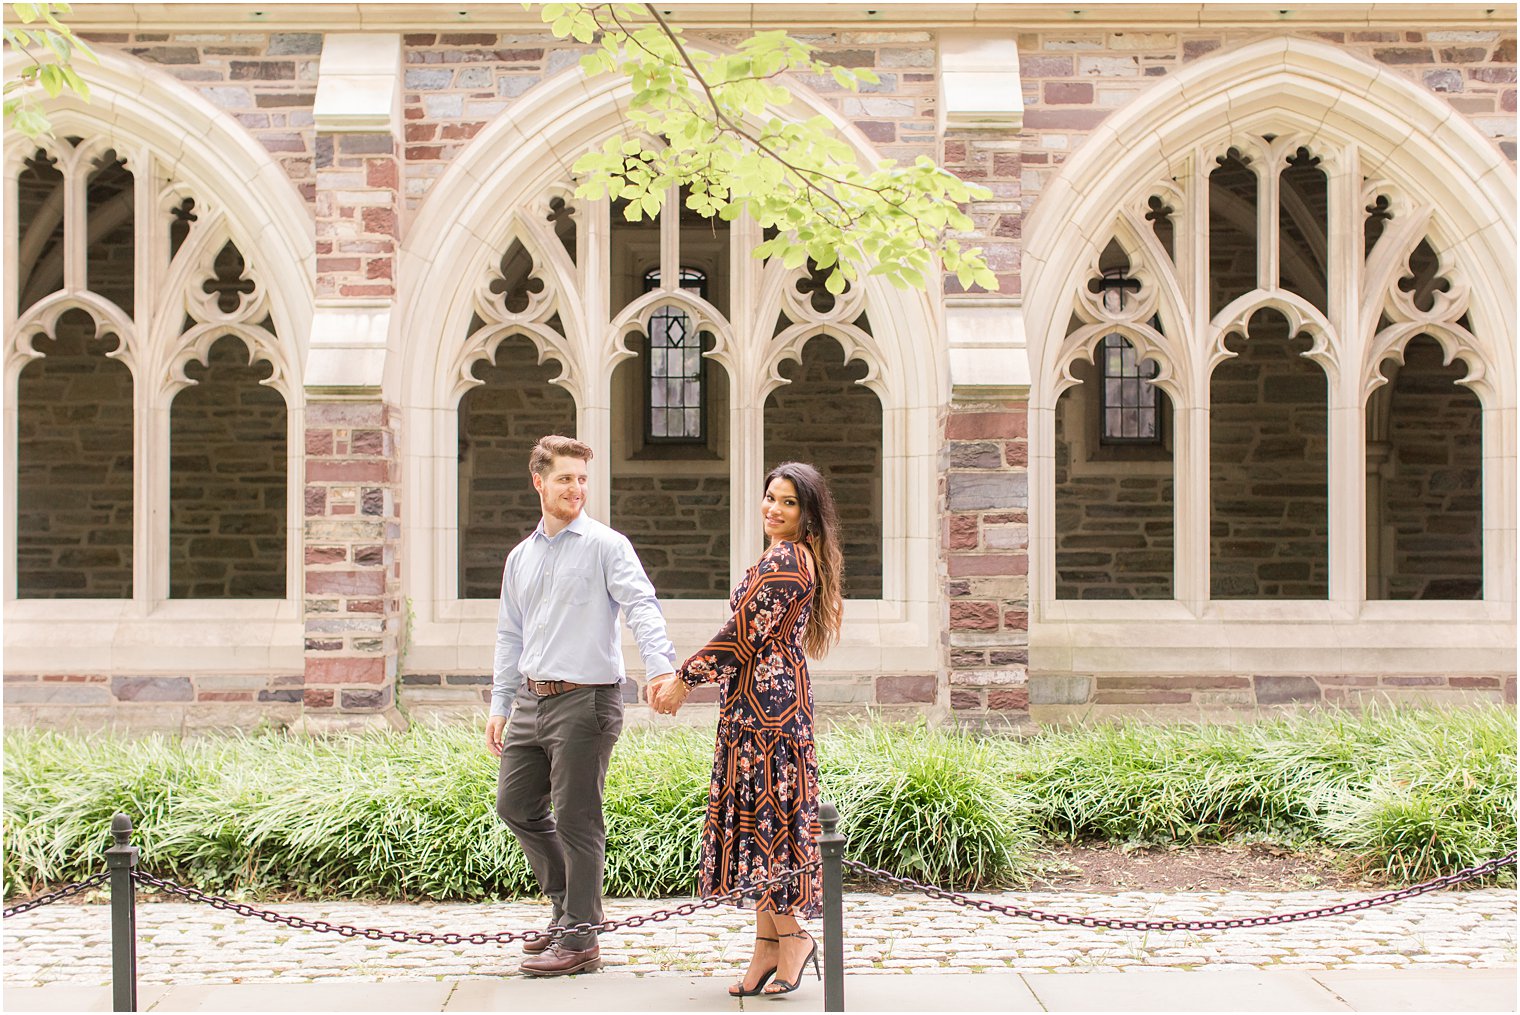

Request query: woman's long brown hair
[{"left": 764, "top": 462, "right": 844, "bottom": 658}]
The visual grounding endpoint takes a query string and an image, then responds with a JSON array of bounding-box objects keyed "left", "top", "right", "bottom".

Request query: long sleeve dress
[{"left": 676, "top": 539, "right": 823, "bottom": 918}]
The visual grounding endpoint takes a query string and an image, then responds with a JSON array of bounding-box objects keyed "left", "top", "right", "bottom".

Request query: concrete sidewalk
[{"left": 6, "top": 969, "right": 1517, "bottom": 1012}]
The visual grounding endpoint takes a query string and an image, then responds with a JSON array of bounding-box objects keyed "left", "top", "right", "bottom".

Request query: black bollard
[
  {"left": 817, "top": 801, "right": 846, "bottom": 1012},
  {"left": 105, "top": 813, "right": 139, "bottom": 1013}
]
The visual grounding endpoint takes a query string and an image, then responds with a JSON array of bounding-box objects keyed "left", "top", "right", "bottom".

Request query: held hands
[{"left": 647, "top": 671, "right": 689, "bottom": 716}]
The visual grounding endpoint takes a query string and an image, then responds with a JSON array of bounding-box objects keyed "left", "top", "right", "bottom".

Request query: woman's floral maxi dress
[{"left": 676, "top": 539, "right": 822, "bottom": 917}]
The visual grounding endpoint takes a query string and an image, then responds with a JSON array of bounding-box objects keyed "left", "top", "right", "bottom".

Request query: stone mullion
[
  {"left": 728, "top": 214, "right": 763, "bottom": 577},
  {"left": 136, "top": 148, "right": 167, "bottom": 607},
  {"left": 1325, "top": 147, "right": 1366, "bottom": 608},
  {"left": 1176, "top": 148, "right": 1212, "bottom": 611},
  {"left": 582, "top": 195, "right": 613, "bottom": 524}
]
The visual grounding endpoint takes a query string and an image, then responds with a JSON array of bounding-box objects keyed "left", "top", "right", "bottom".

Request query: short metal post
[
  {"left": 105, "top": 813, "right": 139, "bottom": 1013},
  {"left": 817, "top": 800, "right": 846, "bottom": 1012}
]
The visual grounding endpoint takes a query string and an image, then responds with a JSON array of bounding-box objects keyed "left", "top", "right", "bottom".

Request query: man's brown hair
[{"left": 529, "top": 435, "right": 593, "bottom": 476}]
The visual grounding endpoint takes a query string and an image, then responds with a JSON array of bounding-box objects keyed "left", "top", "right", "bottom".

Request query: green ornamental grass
[{"left": 3, "top": 706, "right": 1513, "bottom": 901}]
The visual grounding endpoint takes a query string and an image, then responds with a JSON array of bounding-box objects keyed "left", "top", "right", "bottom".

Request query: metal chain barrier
[
  {"left": 842, "top": 851, "right": 1517, "bottom": 932},
  {"left": 3, "top": 872, "right": 111, "bottom": 918},
  {"left": 128, "top": 860, "right": 820, "bottom": 946}
]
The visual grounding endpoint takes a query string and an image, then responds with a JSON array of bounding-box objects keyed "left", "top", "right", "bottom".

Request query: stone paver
[{"left": 3, "top": 887, "right": 1514, "bottom": 986}]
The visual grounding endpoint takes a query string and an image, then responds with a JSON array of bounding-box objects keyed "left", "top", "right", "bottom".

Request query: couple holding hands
[{"left": 485, "top": 435, "right": 843, "bottom": 997}]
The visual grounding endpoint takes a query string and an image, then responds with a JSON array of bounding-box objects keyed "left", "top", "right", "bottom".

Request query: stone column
[
  {"left": 938, "top": 33, "right": 1033, "bottom": 727},
  {"left": 301, "top": 34, "right": 406, "bottom": 731}
]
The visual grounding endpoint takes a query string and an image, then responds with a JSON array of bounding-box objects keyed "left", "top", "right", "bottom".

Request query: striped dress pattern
[{"left": 676, "top": 539, "right": 823, "bottom": 917}]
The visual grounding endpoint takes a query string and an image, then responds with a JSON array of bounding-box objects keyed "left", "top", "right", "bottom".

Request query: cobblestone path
[{"left": 4, "top": 888, "right": 1514, "bottom": 986}]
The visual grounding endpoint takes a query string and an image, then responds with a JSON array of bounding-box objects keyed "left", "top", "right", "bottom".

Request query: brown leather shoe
[
  {"left": 521, "top": 942, "right": 601, "bottom": 977},
  {"left": 522, "top": 924, "right": 556, "bottom": 955}
]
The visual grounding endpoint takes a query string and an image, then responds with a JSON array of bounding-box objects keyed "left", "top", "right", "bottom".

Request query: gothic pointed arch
[
  {"left": 395, "top": 61, "right": 942, "bottom": 680},
  {"left": 1023, "top": 35, "right": 1515, "bottom": 678}
]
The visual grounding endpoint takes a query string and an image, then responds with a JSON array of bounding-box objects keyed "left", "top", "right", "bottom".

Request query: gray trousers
[{"left": 495, "top": 681, "right": 624, "bottom": 950}]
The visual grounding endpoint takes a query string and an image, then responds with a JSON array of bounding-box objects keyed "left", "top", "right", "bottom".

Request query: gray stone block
[
  {"left": 112, "top": 676, "right": 194, "bottom": 703},
  {"left": 4, "top": 683, "right": 113, "bottom": 704},
  {"left": 948, "top": 472, "right": 1028, "bottom": 510},
  {"left": 1252, "top": 674, "right": 1321, "bottom": 704},
  {"left": 1029, "top": 674, "right": 1094, "bottom": 705}
]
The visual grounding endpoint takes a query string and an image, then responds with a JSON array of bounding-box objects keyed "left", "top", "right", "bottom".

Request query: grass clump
[{"left": 3, "top": 706, "right": 1513, "bottom": 901}]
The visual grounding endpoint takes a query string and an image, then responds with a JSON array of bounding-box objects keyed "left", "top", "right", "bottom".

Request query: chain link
[
  {"left": 3, "top": 872, "right": 111, "bottom": 919},
  {"left": 129, "top": 861, "right": 819, "bottom": 946},
  {"left": 843, "top": 851, "right": 1516, "bottom": 932}
]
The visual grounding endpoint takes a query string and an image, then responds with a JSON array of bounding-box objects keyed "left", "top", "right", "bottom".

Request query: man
[{"left": 487, "top": 435, "right": 676, "bottom": 977}]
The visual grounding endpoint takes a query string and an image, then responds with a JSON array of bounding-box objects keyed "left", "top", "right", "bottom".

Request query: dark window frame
[
  {"left": 1096, "top": 269, "right": 1164, "bottom": 446},
  {"left": 641, "top": 266, "right": 709, "bottom": 445}
]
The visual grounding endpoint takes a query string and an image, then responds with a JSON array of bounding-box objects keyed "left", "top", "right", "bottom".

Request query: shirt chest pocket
[{"left": 559, "top": 566, "right": 596, "bottom": 605}]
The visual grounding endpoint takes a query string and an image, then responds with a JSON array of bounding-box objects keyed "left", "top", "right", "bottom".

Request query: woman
[{"left": 649, "top": 461, "right": 845, "bottom": 997}]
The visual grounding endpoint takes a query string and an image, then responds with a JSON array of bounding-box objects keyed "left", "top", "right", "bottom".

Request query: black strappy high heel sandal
[
  {"left": 728, "top": 935, "right": 779, "bottom": 997},
  {"left": 762, "top": 930, "right": 819, "bottom": 996}
]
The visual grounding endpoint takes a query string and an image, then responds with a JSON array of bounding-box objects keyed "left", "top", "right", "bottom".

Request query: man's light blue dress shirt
[{"left": 491, "top": 511, "right": 676, "bottom": 718}]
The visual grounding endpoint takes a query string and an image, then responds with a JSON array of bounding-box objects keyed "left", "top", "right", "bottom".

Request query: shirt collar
[{"left": 534, "top": 510, "right": 591, "bottom": 542}]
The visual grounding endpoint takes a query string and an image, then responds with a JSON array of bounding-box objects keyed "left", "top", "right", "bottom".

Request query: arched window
[{"left": 7, "top": 133, "right": 298, "bottom": 605}]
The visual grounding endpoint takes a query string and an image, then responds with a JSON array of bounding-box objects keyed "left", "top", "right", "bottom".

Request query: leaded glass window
[{"left": 642, "top": 266, "right": 707, "bottom": 442}]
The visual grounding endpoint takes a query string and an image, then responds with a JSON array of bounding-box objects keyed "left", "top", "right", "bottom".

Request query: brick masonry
[
  {"left": 1027, "top": 671, "right": 1517, "bottom": 711},
  {"left": 302, "top": 403, "right": 403, "bottom": 716},
  {"left": 941, "top": 402, "right": 1032, "bottom": 723}
]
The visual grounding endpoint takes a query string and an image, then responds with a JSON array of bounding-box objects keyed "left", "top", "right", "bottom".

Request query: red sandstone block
[
  {"left": 877, "top": 674, "right": 936, "bottom": 704},
  {"left": 361, "top": 207, "right": 397, "bottom": 236},
  {"left": 1381, "top": 675, "right": 1445, "bottom": 686},
  {"left": 1045, "top": 81, "right": 1093, "bottom": 104},
  {"left": 304, "top": 688, "right": 336, "bottom": 708},
  {"left": 318, "top": 256, "right": 361, "bottom": 273},
  {"left": 307, "top": 460, "right": 388, "bottom": 483},
  {"left": 949, "top": 601, "right": 999, "bottom": 630},
  {"left": 306, "top": 404, "right": 388, "bottom": 427},
  {"left": 197, "top": 691, "right": 254, "bottom": 702},
  {"left": 366, "top": 158, "right": 399, "bottom": 189},
  {"left": 1450, "top": 676, "right": 1502, "bottom": 688},
  {"left": 305, "top": 486, "right": 326, "bottom": 516},
  {"left": 305, "top": 546, "right": 347, "bottom": 565},
  {"left": 984, "top": 512, "right": 1027, "bottom": 524},
  {"left": 987, "top": 688, "right": 1029, "bottom": 711},
  {"left": 366, "top": 258, "right": 394, "bottom": 280},
  {"left": 306, "top": 656, "right": 386, "bottom": 684},
  {"left": 947, "top": 553, "right": 1028, "bottom": 577},
  {"left": 405, "top": 122, "right": 437, "bottom": 142},
  {"left": 441, "top": 122, "right": 483, "bottom": 140},
  {"left": 943, "top": 141, "right": 966, "bottom": 161},
  {"left": 441, "top": 32, "right": 496, "bottom": 44},
  {"left": 339, "top": 284, "right": 394, "bottom": 298},
  {"left": 350, "top": 430, "right": 387, "bottom": 455},
  {"left": 1022, "top": 108, "right": 1110, "bottom": 130},
  {"left": 305, "top": 570, "right": 385, "bottom": 596},
  {"left": 1002, "top": 609, "right": 1029, "bottom": 630},
  {"left": 945, "top": 411, "right": 1028, "bottom": 440},
  {"left": 305, "top": 430, "right": 334, "bottom": 455},
  {"left": 948, "top": 514, "right": 980, "bottom": 550},
  {"left": 949, "top": 689, "right": 982, "bottom": 710},
  {"left": 1004, "top": 441, "right": 1028, "bottom": 467},
  {"left": 347, "top": 599, "right": 384, "bottom": 613}
]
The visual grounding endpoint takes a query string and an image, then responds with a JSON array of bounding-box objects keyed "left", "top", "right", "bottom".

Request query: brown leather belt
[{"left": 527, "top": 679, "right": 602, "bottom": 697}]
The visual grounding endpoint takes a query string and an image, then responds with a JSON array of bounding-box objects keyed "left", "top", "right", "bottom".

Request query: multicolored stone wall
[{"left": 1015, "top": 28, "right": 1517, "bottom": 217}]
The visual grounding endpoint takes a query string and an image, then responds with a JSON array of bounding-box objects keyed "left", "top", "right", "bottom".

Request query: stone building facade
[{"left": 3, "top": 3, "right": 1515, "bottom": 733}]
